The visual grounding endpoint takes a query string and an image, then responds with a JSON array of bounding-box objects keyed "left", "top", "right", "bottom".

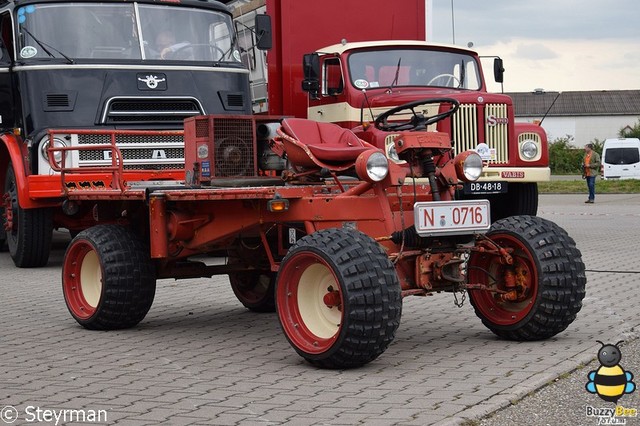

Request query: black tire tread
[
  {"left": 510, "top": 183, "right": 539, "bottom": 217},
  {"left": 65, "top": 225, "right": 156, "bottom": 330},
  {"left": 470, "top": 215, "right": 586, "bottom": 341},
  {"left": 5, "top": 164, "right": 52, "bottom": 267},
  {"left": 278, "top": 228, "right": 402, "bottom": 369}
]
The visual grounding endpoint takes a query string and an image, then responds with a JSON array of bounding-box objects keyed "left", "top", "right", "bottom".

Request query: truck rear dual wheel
[
  {"left": 4, "top": 163, "right": 53, "bottom": 267},
  {"left": 276, "top": 228, "right": 402, "bottom": 369},
  {"left": 468, "top": 215, "right": 586, "bottom": 340},
  {"left": 62, "top": 225, "right": 156, "bottom": 330}
]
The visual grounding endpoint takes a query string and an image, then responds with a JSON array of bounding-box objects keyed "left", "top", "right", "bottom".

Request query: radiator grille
[
  {"left": 451, "top": 103, "right": 509, "bottom": 164},
  {"left": 484, "top": 104, "right": 508, "bottom": 163},
  {"left": 212, "top": 117, "right": 254, "bottom": 177},
  {"left": 103, "top": 98, "right": 202, "bottom": 124},
  {"left": 75, "top": 133, "right": 184, "bottom": 170}
]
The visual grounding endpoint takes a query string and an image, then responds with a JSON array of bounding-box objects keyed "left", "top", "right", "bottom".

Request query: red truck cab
[
  {"left": 229, "top": 0, "right": 550, "bottom": 222},
  {"left": 300, "top": 40, "right": 549, "bottom": 220}
]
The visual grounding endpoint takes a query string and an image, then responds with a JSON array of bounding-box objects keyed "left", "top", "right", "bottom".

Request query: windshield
[
  {"left": 348, "top": 49, "right": 482, "bottom": 90},
  {"left": 16, "top": 3, "right": 239, "bottom": 62}
]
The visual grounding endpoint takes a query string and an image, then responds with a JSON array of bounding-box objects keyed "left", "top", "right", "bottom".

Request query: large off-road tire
[
  {"left": 276, "top": 228, "right": 402, "bottom": 369},
  {"left": 468, "top": 215, "right": 586, "bottom": 340},
  {"left": 4, "top": 163, "right": 53, "bottom": 267},
  {"left": 62, "top": 225, "right": 156, "bottom": 330}
]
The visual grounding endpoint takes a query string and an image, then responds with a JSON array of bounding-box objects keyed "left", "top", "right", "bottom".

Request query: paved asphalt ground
[{"left": 1, "top": 193, "right": 640, "bottom": 425}]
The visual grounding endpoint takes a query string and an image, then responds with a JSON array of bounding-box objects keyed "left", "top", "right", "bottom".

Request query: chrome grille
[
  {"left": 75, "top": 133, "right": 184, "bottom": 170},
  {"left": 102, "top": 98, "right": 203, "bottom": 124},
  {"left": 451, "top": 104, "right": 478, "bottom": 154},
  {"left": 518, "top": 132, "right": 541, "bottom": 145},
  {"left": 484, "top": 104, "right": 508, "bottom": 164},
  {"left": 451, "top": 103, "right": 509, "bottom": 164}
]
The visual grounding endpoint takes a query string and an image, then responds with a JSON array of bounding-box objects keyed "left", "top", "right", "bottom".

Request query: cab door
[{"left": 0, "top": 11, "right": 15, "bottom": 130}]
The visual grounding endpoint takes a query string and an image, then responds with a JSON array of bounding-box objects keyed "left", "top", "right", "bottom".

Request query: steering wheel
[
  {"left": 374, "top": 98, "right": 460, "bottom": 132},
  {"left": 164, "top": 44, "right": 226, "bottom": 60},
  {"left": 427, "top": 73, "right": 461, "bottom": 87}
]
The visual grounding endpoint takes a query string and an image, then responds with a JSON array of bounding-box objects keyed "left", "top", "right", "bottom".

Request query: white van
[{"left": 601, "top": 138, "right": 640, "bottom": 180}]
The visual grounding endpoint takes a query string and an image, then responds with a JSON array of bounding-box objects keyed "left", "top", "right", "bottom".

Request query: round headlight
[
  {"left": 41, "top": 137, "right": 67, "bottom": 165},
  {"left": 453, "top": 151, "right": 483, "bottom": 182},
  {"left": 386, "top": 140, "right": 401, "bottom": 162},
  {"left": 365, "top": 151, "right": 389, "bottom": 182},
  {"left": 520, "top": 140, "right": 538, "bottom": 160},
  {"left": 356, "top": 150, "right": 389, "bottom": 183}
]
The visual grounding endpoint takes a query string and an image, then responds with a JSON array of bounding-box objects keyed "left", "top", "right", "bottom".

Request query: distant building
[{"left": 507, "top": 90, "right": 640, "bottom": 144}]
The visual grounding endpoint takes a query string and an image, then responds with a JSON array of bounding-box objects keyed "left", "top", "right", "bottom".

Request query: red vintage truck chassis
[{"left": 49, "top": 114, "right": 585, "bottom": 369}]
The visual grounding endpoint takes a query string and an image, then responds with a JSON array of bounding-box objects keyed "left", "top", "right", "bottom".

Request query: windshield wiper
[
  {"left": 390, "top": 57, "right": 401, "bottom": 88},
  {"left": 20, "top": 26, "right": 74, "bottom": 64}
]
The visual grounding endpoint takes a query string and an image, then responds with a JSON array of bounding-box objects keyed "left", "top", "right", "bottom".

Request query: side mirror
[
  {"left": 493, "top": 58, "right": 504, "bottom": 83},
  {"left": 255, "top": 14, "right": 272, "bottom": 50},
  {"left": 301, "top": 53, "right": 320, "bottom": 98}
]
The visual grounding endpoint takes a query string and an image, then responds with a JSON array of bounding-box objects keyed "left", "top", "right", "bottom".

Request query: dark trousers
[{"left": 586, "top": 176, "right": 596, "bottom": 201}]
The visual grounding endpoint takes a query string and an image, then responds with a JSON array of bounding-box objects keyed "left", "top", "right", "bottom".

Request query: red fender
[
  {"left": 1, "top": 133, "right": 60, "bottom": 209},
  {"left": 1, "top": 132, "right": 28, "bottom": 197}
]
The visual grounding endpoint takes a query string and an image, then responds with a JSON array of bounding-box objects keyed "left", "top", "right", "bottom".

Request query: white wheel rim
[
  {"left": 80, "top": 250, "right": 102, "bottom": 308},
  {"left": 297, "top": 264, "right": 342, "bottom": 339}
]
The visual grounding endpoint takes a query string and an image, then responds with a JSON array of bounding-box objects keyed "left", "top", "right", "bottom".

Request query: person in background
[{"left": 582, "top": 143, "right": 601, "bottom": 203}]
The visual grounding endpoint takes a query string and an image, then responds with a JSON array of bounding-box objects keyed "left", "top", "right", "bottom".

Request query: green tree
[
  {"left": 548, "top": 136, "right": 603, "bottom": 174},
  {"left": 549, "top": 136, "right": 583, "bottom": 174},
  {"left": 619, "top": 119, "right": 640, "bottom": 138}
]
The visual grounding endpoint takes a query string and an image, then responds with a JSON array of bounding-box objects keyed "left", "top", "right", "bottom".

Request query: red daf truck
[
  {"left": 0, "top": 0, "right": 269, "bottom": 267},
  {"left": 230, "top": 0, "right": 549, "bottom": 222}
]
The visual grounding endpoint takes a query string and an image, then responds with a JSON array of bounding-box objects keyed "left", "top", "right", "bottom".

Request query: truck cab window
[
  {"left": 14, "top": 2, "right": 240, "bottom": 62},
  {"left": 323, "top": 58, "right": 343, "bottom": 96},
  {"left": 348, "top": 49, "right": 482, "bottom": 90},
  {"left": 0, "top": 12, "right": 13, "bottom": 62}
]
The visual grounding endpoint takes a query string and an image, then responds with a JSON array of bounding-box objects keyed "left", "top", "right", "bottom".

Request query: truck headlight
[
  {"left": 40, "top": 137, "right": 67, "bottom": 166},
  {"left": 454, "top": 151, "right": 483, "bottom": 182},
  {"left": 356, "top": 150, "right": 389, "bottom": 182},
  {"left": 520, "top": 140, "right": 538, "bottom": 160}
]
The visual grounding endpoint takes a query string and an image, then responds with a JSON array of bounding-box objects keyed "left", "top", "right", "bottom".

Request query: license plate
[
  {"left": 414, "top": 200, "right": 491, "bottom": 236},
  {"left": 463, "top": 181, "right": 508, "bottom": 195}
]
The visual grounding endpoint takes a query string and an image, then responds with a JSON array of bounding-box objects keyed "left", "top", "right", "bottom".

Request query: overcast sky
[{"left": 428, "top": 0, "right": 640, "bottom": 93}]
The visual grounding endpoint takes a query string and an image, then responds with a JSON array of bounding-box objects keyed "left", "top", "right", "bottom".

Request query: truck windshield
[
  {"left": 348, "top": 49, "right": 481, "bottom": 90},
  {"left": 16, "top": 3, "right": 239, "bottom": 62}
]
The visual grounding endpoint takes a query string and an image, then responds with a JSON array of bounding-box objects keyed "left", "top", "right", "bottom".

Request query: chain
[{"left": 453, "top": 289, "right": 466, "bottom": 308}]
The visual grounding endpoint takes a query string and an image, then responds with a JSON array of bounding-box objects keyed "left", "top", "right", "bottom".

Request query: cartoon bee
[{"left": 586, "top": 340, "right": 636, "bottom": 403}]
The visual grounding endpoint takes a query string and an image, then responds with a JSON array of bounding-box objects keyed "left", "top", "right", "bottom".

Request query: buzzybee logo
[
  {"left": 586, "top": 341, "right": 635, "bottom": 403},
  {"left": 584, "top": 341, "right": 638, "bottom": 425}
]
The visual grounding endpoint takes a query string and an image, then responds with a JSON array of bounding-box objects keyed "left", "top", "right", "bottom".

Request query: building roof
[{"left": 506, "top": 89, "right": 640, "bottom": 117}]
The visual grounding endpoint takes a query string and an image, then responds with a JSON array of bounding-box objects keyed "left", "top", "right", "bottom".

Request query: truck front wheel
[
  {"left": 467, "top": 215, "right": 586, "bottom": 340},
  {"left": 276, "top": 228, "right": 402, "bottom": 368},
  {"left": 62, "top": 225, "right": 156, "bottom": 330},
  {"left": 4, "top": 163, "right": 53, "bottom": 267}
]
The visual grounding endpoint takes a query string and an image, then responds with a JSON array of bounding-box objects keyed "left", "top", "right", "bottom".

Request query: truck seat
[{"left": 280, "top": 118, "right": 371, "bottom": 166}]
